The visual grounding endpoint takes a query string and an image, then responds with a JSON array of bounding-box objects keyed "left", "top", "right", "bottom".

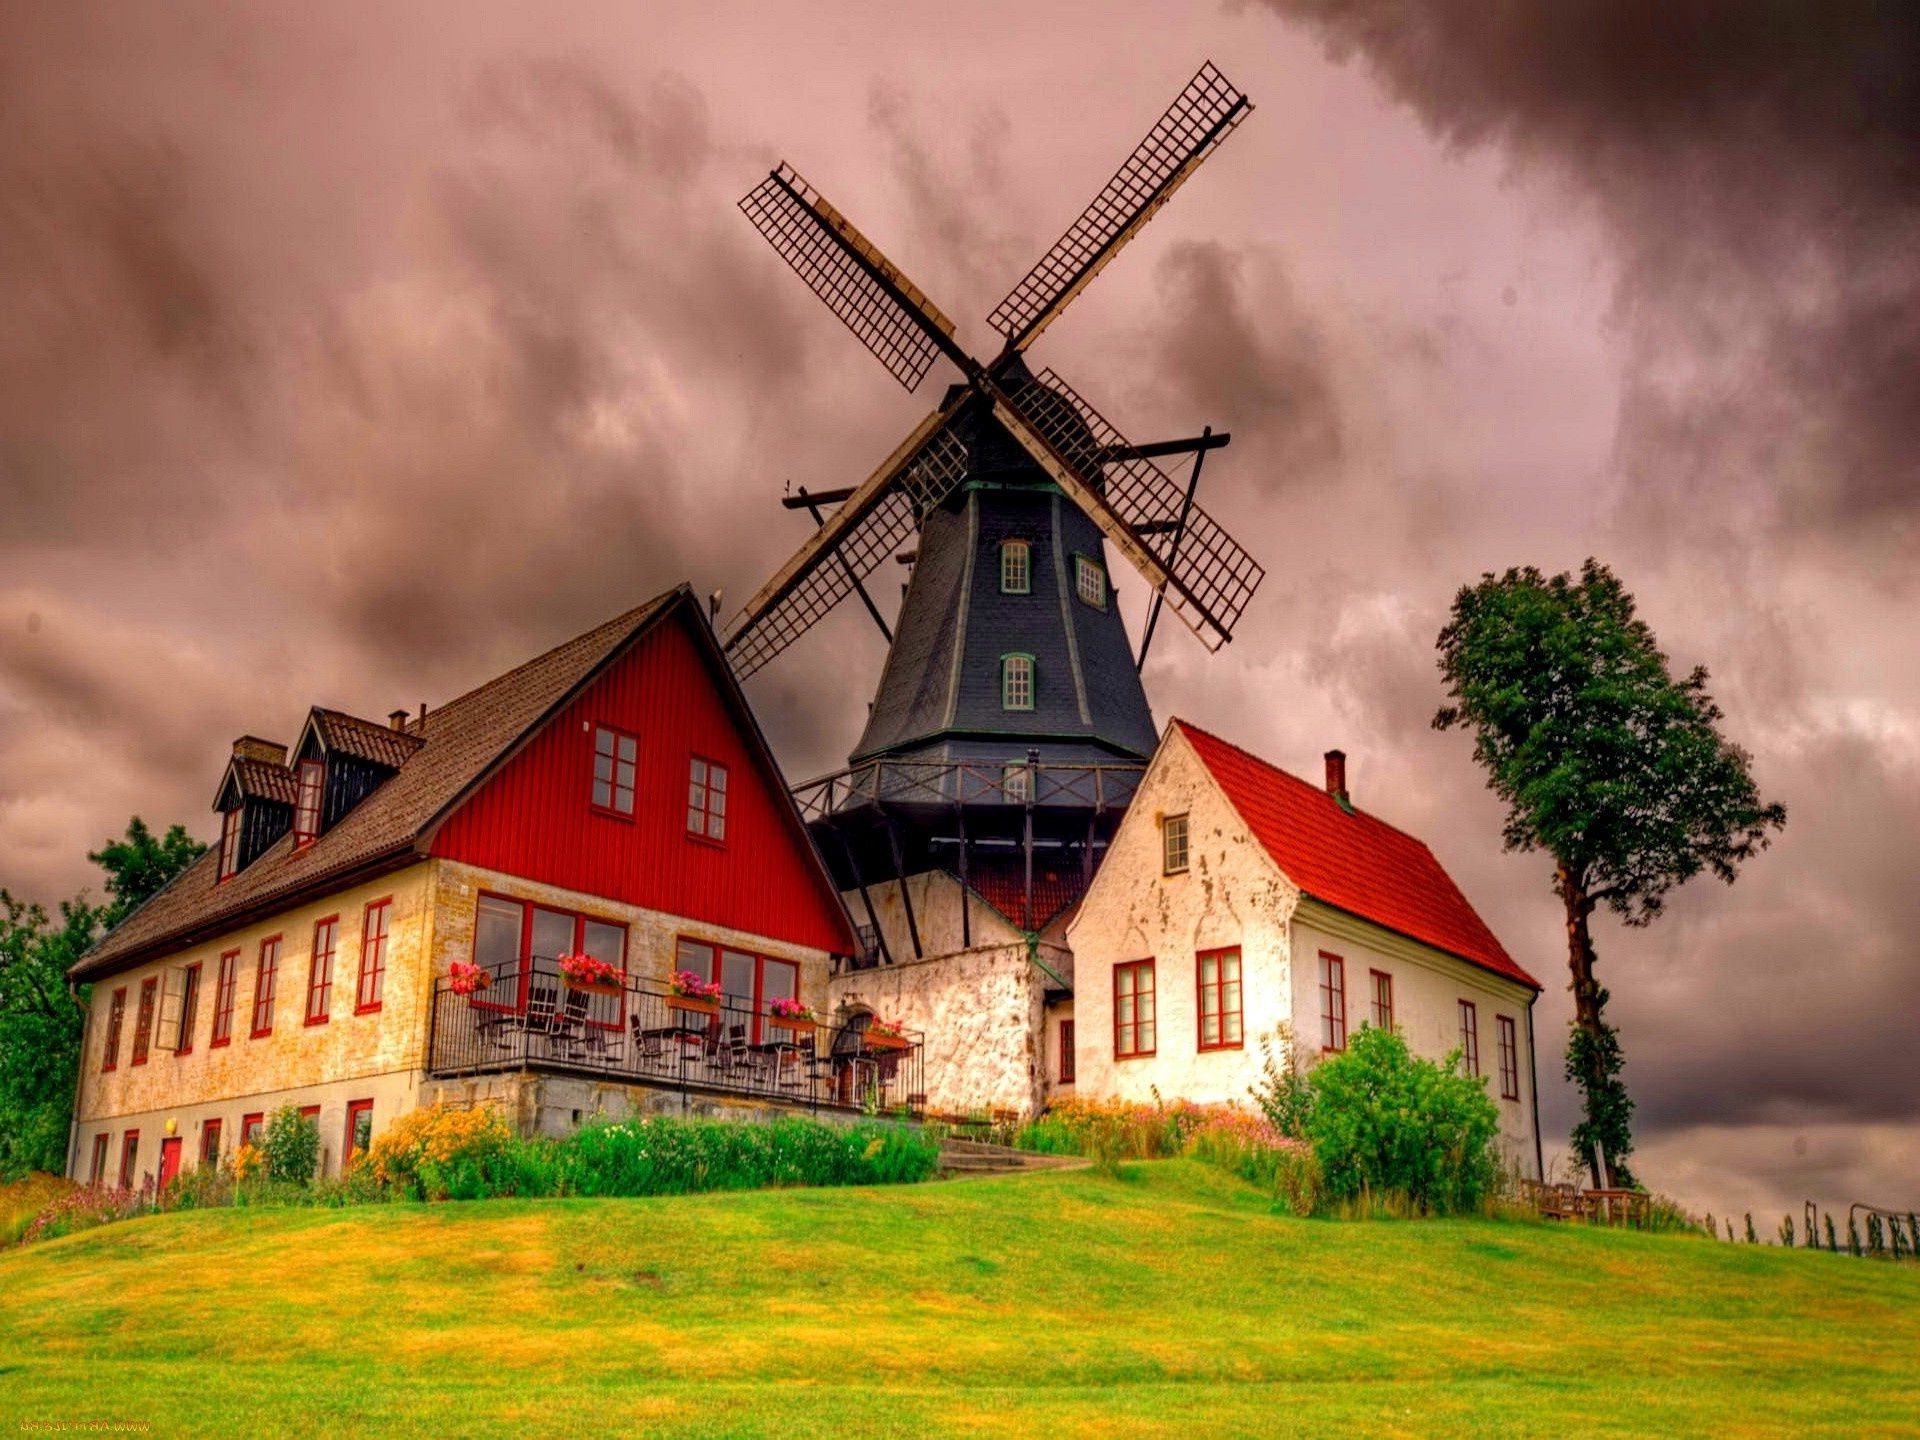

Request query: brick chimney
[
  {"left": 388, "top": 709, "right": 409, "bottom": 731},
  {"left": 232, "top": 736, "right": 288, "bottom": 766},
  {"left": 1324, "top": 749, "right": 1348, "bottom": 805}
]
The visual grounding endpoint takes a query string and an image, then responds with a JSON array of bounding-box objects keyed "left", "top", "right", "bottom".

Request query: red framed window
[
  {"left": 118, "top": 1130, "right": 140, "bottom": 1188},
  {"left": 674, "top": 936, "right": 798, "bottom": 1043},
  {"left": 470, "top": 894, "right": 628, "bottom": 1028},
  {"left": 211, "top": 950, "right": 239, "bottom": 1046},
  {"left": 305, "top": 916, "right": 338, "bottom": 1025},
  {"left": 344, "top": 1099, "right": 374, "bottom": 1167},
  {"left": 131, "top": 977, "right": 157, "bottom": 1065},
  {"left": 201, "top": 1118, "right": 223, "bottom": 1167},
  {"left": 174, "top": 962, "right": 202, "bottom": 1054},
  {"left": 1058, "top": 1019, "right": 1075, "bottom": 1083},
  {"left": 251, "top": 935, "right": 281, "bottom": 1037},
  {"left": 687, "top": 757, "right": 728, "bottom": 842},
  {"left": 240, "top": 1112, "right": 264, "bottom": 1147},
  {"left": 89, "top": 1133, "right": 109, "bottom": 1185},
  {"left": 1319, "top": 952, "right": 1347, "bottom": 1052},
  {"left": 299, "top": 1104, "right": 321, "bottom": 1170},
  {"left": 591, "top": 725, "right": 638, "bottom": 815},
  {"left": 1113, "top": 959, "right": 1156, "bottom": 1058},
  {"left": 102, "top": 986, "right": 127, "bottom": 1072},
  {"left": 356, "top": 898, "right": 390, "bottom": 1014},
  {"left": 1196, "top": 947, "right": 1243, "bottom": 1051},
  {"left": 1497, "top": 1015, "right": 1520, "bottom": 1100},
  {"left": 293, "top": 759, "right": 324, "bottom": 845},
  {"left": 217, "top": 806, "right": 242, "bottom": 881},
  {"left": 1458, "top": 1000, "right": 1480, "bottom": 1077},
  {"left": 1370, "top": 969, "right": 1394, "bottom": 1032}
]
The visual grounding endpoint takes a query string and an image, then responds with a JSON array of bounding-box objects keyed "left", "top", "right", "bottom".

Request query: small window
[
  {"left": 89, "top": 1133, "right": 109, "bottom": 1185},
  {"left": 1161, "top": 813, "right": 1189, "bottom": 875},
  {"left": 1000, "top": 539, "right": 1032, "bottom": 594},
  {"left": 102, "top": 987, "right": 127, "bottom": 1072},
  {"left": 1458, "top": 1000, "right": 1480, "bottom": 1077},
  {"left": 1000, "top": 654, "right": 1035, "bottom": 711},
  {"left": 687, "top": 757, "right": 728, "bottom": 842},
  {"left": 592, "top": 725, "right": 638, "bottom": 815},
  {"left": 251, "top": 936, "right": 281, "bottom": 1037},
  {"left": 175, "top": 962, "right": 201, "bottom": 1054},
  {"left": 1113, "top": 959, "right": 1156, "bottom": 1058},
  {"left": 1370, "top": 969, "right": 1394, "bottom": 1032},
  {"left": 344, "top": 1100, "right": 374, "bottom": 1167},
  {"left": 217, "top": 806, "right": 242, "bottom": 881},
  {"left": 356, "top": 898, "right": 390, "bottom": 1013},
  {"left": 211, "top": 950, "right": 239, "bottom": 1046},
  {"left": 1497, "top": 1015, "right": 1519, "bottom": 1100},
  {"left": 201, "top": 1118, "right": 223, "bottom": 1168},
  {"left": 118, "top": 1130, "right": 140, "bottom": 1189},
  {"left": 240, "top": 1112, "right": 265, "bottom": 1148},
  {"left": 293, "top": 760, "right": 323, "bottom": 846},
  {"left": 1197, "top": 948, "right": 1243, "bottom": 1051},
  {"left": 132, "top": 977, "right": 157, "bottom": 1065},
  {"left": 1058, "top": 1019, "right": 1076, "bottom": 1083},
  {"left": 1319, "top": 952, "right": 1346, "bottom": 1052},
  {"left": 306, "top": 917, "right": 338, "bottom": 1026},
  {"left": 1074, "top": 555, "right": 1107, "bottom": 608},
  {"left": 1002, "top": 761, "right": 1031, "bottom": 805}
]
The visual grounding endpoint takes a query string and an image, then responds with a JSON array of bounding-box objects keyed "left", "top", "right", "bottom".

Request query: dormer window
[
  {"left": 1000, "top": 540, "right": 1031, "bottom": 595},
  {"left": 217, "top": 807, "right": 242, "bottom": 882},
  {"left": 293, "top": 760, "right": 324, "bottom": 846}
]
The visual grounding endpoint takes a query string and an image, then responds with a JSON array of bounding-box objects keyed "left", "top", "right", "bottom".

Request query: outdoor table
[
  {"left": 750, "top": 1039, "right": 811, "bottom": 1096},
  {"left": 642, "top": 1022, "right": 710, "bottom": 1089}
]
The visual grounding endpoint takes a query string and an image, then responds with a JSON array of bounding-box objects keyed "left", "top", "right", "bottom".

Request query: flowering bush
[
  {"left": 366, "top": 1103, "right": 519, "bottom": 1200},
  {"left": 23, "top": 1181, "right": 155, "bottom": 1243},
  {"left": 557, "top": 953, "right": 622, "bottom": 989},
  {"left": 231, "top": 1142, "right": 265, "bottom": 1183},
  {"left": 669, "top": 969, "right": 723, "bottom": 1002},
  {"left": 448, "top": 960, "right": 491, "bottom": 996},
  {"left": 866, "top": 1017, "right": 907, "bottom": 1040},
  {"left": 768, "top": 997, "right": 815, "bottom": 1022},
  {"left": 260, "top": 1105, "right": 321, "bottom": 1184}
]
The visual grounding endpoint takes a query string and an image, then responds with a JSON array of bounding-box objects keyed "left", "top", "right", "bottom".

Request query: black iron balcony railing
[
  {"left": 790, "top": 756, "right": 1147, "bottom": 822},
  {"left": 424, "top": 954, "right": 924, "bottom": 1117}
]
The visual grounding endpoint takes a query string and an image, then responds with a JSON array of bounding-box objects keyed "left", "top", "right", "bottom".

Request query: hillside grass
[{"left": 3, "top": 1161, "right": 1915, "bottom": 1437}]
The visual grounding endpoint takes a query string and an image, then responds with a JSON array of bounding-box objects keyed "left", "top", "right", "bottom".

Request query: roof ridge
[{"left": 1171, "top": 717, "right": 1433, "bottom": 846}]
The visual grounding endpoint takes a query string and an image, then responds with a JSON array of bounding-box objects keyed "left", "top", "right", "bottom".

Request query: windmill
[{"left": 729, "top": 63, "right": 1266, "bottom": 962}]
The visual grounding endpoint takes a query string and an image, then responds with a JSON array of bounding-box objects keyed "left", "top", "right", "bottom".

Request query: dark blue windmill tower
[{"left": 726, "top": 64, "right": 1265, "bottom": 959}]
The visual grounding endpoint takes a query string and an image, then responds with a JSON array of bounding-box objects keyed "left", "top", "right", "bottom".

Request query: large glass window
[
  {"left": 688, "top": 757, "right": 728, "bottom": 842},
  {"left": 1114, "top": 959, "right": 1156, "bottom": 1058},
  {"left": 211, "top": 950, "right": 238, "bottom": 1046},
  {"left": 251, "top": 936, "right": 280, "bottom": 1037},
  {"left": 102, "top": 987, "right": 126, "bottom": 1072},
  {"left": 305, "top": 917, "right": 337, "bottom": 1026},
  {"left": 356, "top": 899, "right": 390, "bottom": 1013},
  {"left": 1458, "top": 1000, "right": 1480, "bottom": 1077},
  {"left": 592, "top": 725, "right": 638, "bottom": 814},
  {"left": 1497, "top": 1015, "right": 1520, "bottom": 1100},
  {"left": 1370, "top": 970, "right": 1394, "bottom": 1031},
  {"left": 1319, "top": 953, "right": 1346, "bottom": 1052},
  {"left": 132, "top": 978, "right": 156, "bottom": 1065},
  {"left": 1000, "top": 539, "right": 1031, "bottom": 594},
  {"left": 676, "top": 938, "right": 801, "bottom": 1043},
  {"left": 344, "top": 1100, "right": 374, "bottom": 1167},
  {"left": 1197, "top": 948, "right": 1242, "bottom": 1051},
  {"left": 175, "top": 963, "right": 201, "bottom": 1054},
  {"left": 471, "top": 894, "right": 627, "bottom": 1026},
  {"left": 1000, "top": 654, "right": 1034, "bottom": 711},
  {"left": 118, "top": 1131, "right": 139, "bottom": 1189}
]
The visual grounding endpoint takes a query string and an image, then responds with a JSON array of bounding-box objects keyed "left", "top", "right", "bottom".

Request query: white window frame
[
  {"left": 1001, "top": 653, "right": 1035, "bottom": 711},
  {"left": 1161, "top": 813, "right": 1189, "bottom": 875},
  {"left": 1074, "top": 554, "right": 1107, "bottom": 609},
  {"left": 1000, "top": 540, "right": 1032, "bottom": 595}
]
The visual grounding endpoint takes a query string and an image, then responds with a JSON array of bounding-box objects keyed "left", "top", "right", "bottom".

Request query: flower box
[
  {"left": 771, "top": 1017, "right": 818, "bottom": 1036},
  {"left": 566, "top": 978, "right": 624, "bottom": 997},
  {"left": 862, "top": 1029, "right": 910, "bottom": 1052},
  {"left": 666, "top": 994, "right": 720, "bottom": 1017},
  {"left": 449, "top": 961, "right": 492, "bottom": 997},
  {"left": 557, "top": 953, "right": 623, "bottom": 993}
]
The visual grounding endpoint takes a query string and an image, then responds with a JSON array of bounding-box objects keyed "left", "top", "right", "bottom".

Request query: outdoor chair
[{"left": 631, "top": 1015, "right": 668, "bottom": 1071}]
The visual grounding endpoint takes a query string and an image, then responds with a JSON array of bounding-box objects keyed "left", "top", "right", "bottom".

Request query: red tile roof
[{"left": 1173, "top": 720, "right": 1539, "bottom": 990}]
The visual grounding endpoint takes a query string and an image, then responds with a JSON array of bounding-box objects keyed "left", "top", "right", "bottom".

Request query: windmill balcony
[{"left": 425, "top": 954, "right": 925, "bottom": 1118}]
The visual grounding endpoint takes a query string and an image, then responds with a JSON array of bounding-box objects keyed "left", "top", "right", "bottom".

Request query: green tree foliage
[
  {"left": 1303, "top": 1025, "right": 1501, "bottom": 1215},
  {"left": 0, "top": 819, "right": 205, "bottom": 1178},
  {"left": 259, "top": 1105, "right": 321, "bottom": 1184},
  {"left": 1434, "top": 560, "right": 1785, "bottom": 1186}
]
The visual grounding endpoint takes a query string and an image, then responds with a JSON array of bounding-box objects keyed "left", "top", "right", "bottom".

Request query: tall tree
[
  {"left": 0, "top": 818, "right": 205, "bottom": 1178},
  {"left": 1433, "top": 561, "right": 1785, "bottom": 1187}
]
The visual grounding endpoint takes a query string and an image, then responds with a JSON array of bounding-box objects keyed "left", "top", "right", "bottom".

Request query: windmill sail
[
  {"left": 986, "top": 62, "right": 1252, "bottom": 353},
  {"left": 739, "top": 164, "right": 962, "bottom": 392}
]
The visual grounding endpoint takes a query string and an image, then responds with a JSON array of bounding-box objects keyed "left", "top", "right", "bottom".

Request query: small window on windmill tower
[
  {"left": 1000, "top": 654, "right": 1035, "bottom": 711},
  {"left": 1000, "top": 540, "right": 1031, "bottom": 595},
  {"left": 1002, "top": 761, "right": 1032, "bottom": 805},
  {"left": 1074, "top": 555, "right": 1107, "bottom": 609},
  {"left": 1161, "top": 813, "right": 1189, "bottom": 875}
]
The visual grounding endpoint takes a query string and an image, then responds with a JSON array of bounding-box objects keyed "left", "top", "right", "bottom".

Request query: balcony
[{"left": 425, "top": 955, "right": 925, "bottom": 1117}]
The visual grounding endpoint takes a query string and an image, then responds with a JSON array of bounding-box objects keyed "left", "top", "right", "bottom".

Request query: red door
[{"left": 157, "top": 1137, "right": 183, "bottom": 1190}]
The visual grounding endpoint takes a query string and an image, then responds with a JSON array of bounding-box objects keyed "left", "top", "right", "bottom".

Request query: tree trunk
[{"left": 1557, "top": 860, "right": 1612, "bottom": 1187}]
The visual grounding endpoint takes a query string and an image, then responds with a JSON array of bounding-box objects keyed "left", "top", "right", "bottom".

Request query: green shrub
[
  {"left": 1247, "top": 1026, "right": 1314, "bottom": 1139},
  {"left": 1303, "top": 1026, "right": 1501, "bottom": 1216},
  {"left": 259, "top": 1105, "right": 320, "bottom": 1185},
  {"left": 554, "top": 1115, "right": 937, "bottom": 1197}
]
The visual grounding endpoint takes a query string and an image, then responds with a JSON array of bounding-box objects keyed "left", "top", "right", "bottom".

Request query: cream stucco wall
[{"left": 1067, "top": 728, "right": 1301, "bottom": 1104}]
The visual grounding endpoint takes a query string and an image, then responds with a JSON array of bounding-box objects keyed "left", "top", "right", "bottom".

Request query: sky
[{"left": 1, "top": 1, "right": 1914, "bottom": 1223}]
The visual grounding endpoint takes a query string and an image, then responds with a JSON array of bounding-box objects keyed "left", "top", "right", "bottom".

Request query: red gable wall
[{"left": 430, "top": 610, "right": 852, "bottom": 953}]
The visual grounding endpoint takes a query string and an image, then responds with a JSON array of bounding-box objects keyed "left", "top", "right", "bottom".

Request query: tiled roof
[
  {"left": 1174, "top": 720, "right": 1539, "bottom": 990},
  {"left": 74, "top": 590, "right": 684, "bottom": 980},
  {"left": 225, "top": 758, "right": 297, "bottom": 807},
  {"left": 308, "top": 708, "right": 426, "bottom": 770},
  {"left": 957, "top": 852, "right": 1086, "bottom": 932}
]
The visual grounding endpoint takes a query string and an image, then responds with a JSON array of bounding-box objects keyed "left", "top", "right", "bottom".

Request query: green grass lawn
[{"left": 3, "top": 1161, "right": 1915, "bottom": 1437}]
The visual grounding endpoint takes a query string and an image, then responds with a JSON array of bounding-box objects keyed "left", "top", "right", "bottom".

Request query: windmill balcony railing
[
  {"left": 791, "top": 756, "right": 1148, "bottom": 823},
  {"left": 425, "top": 954, "right": 925, "bottom": 1118}
]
